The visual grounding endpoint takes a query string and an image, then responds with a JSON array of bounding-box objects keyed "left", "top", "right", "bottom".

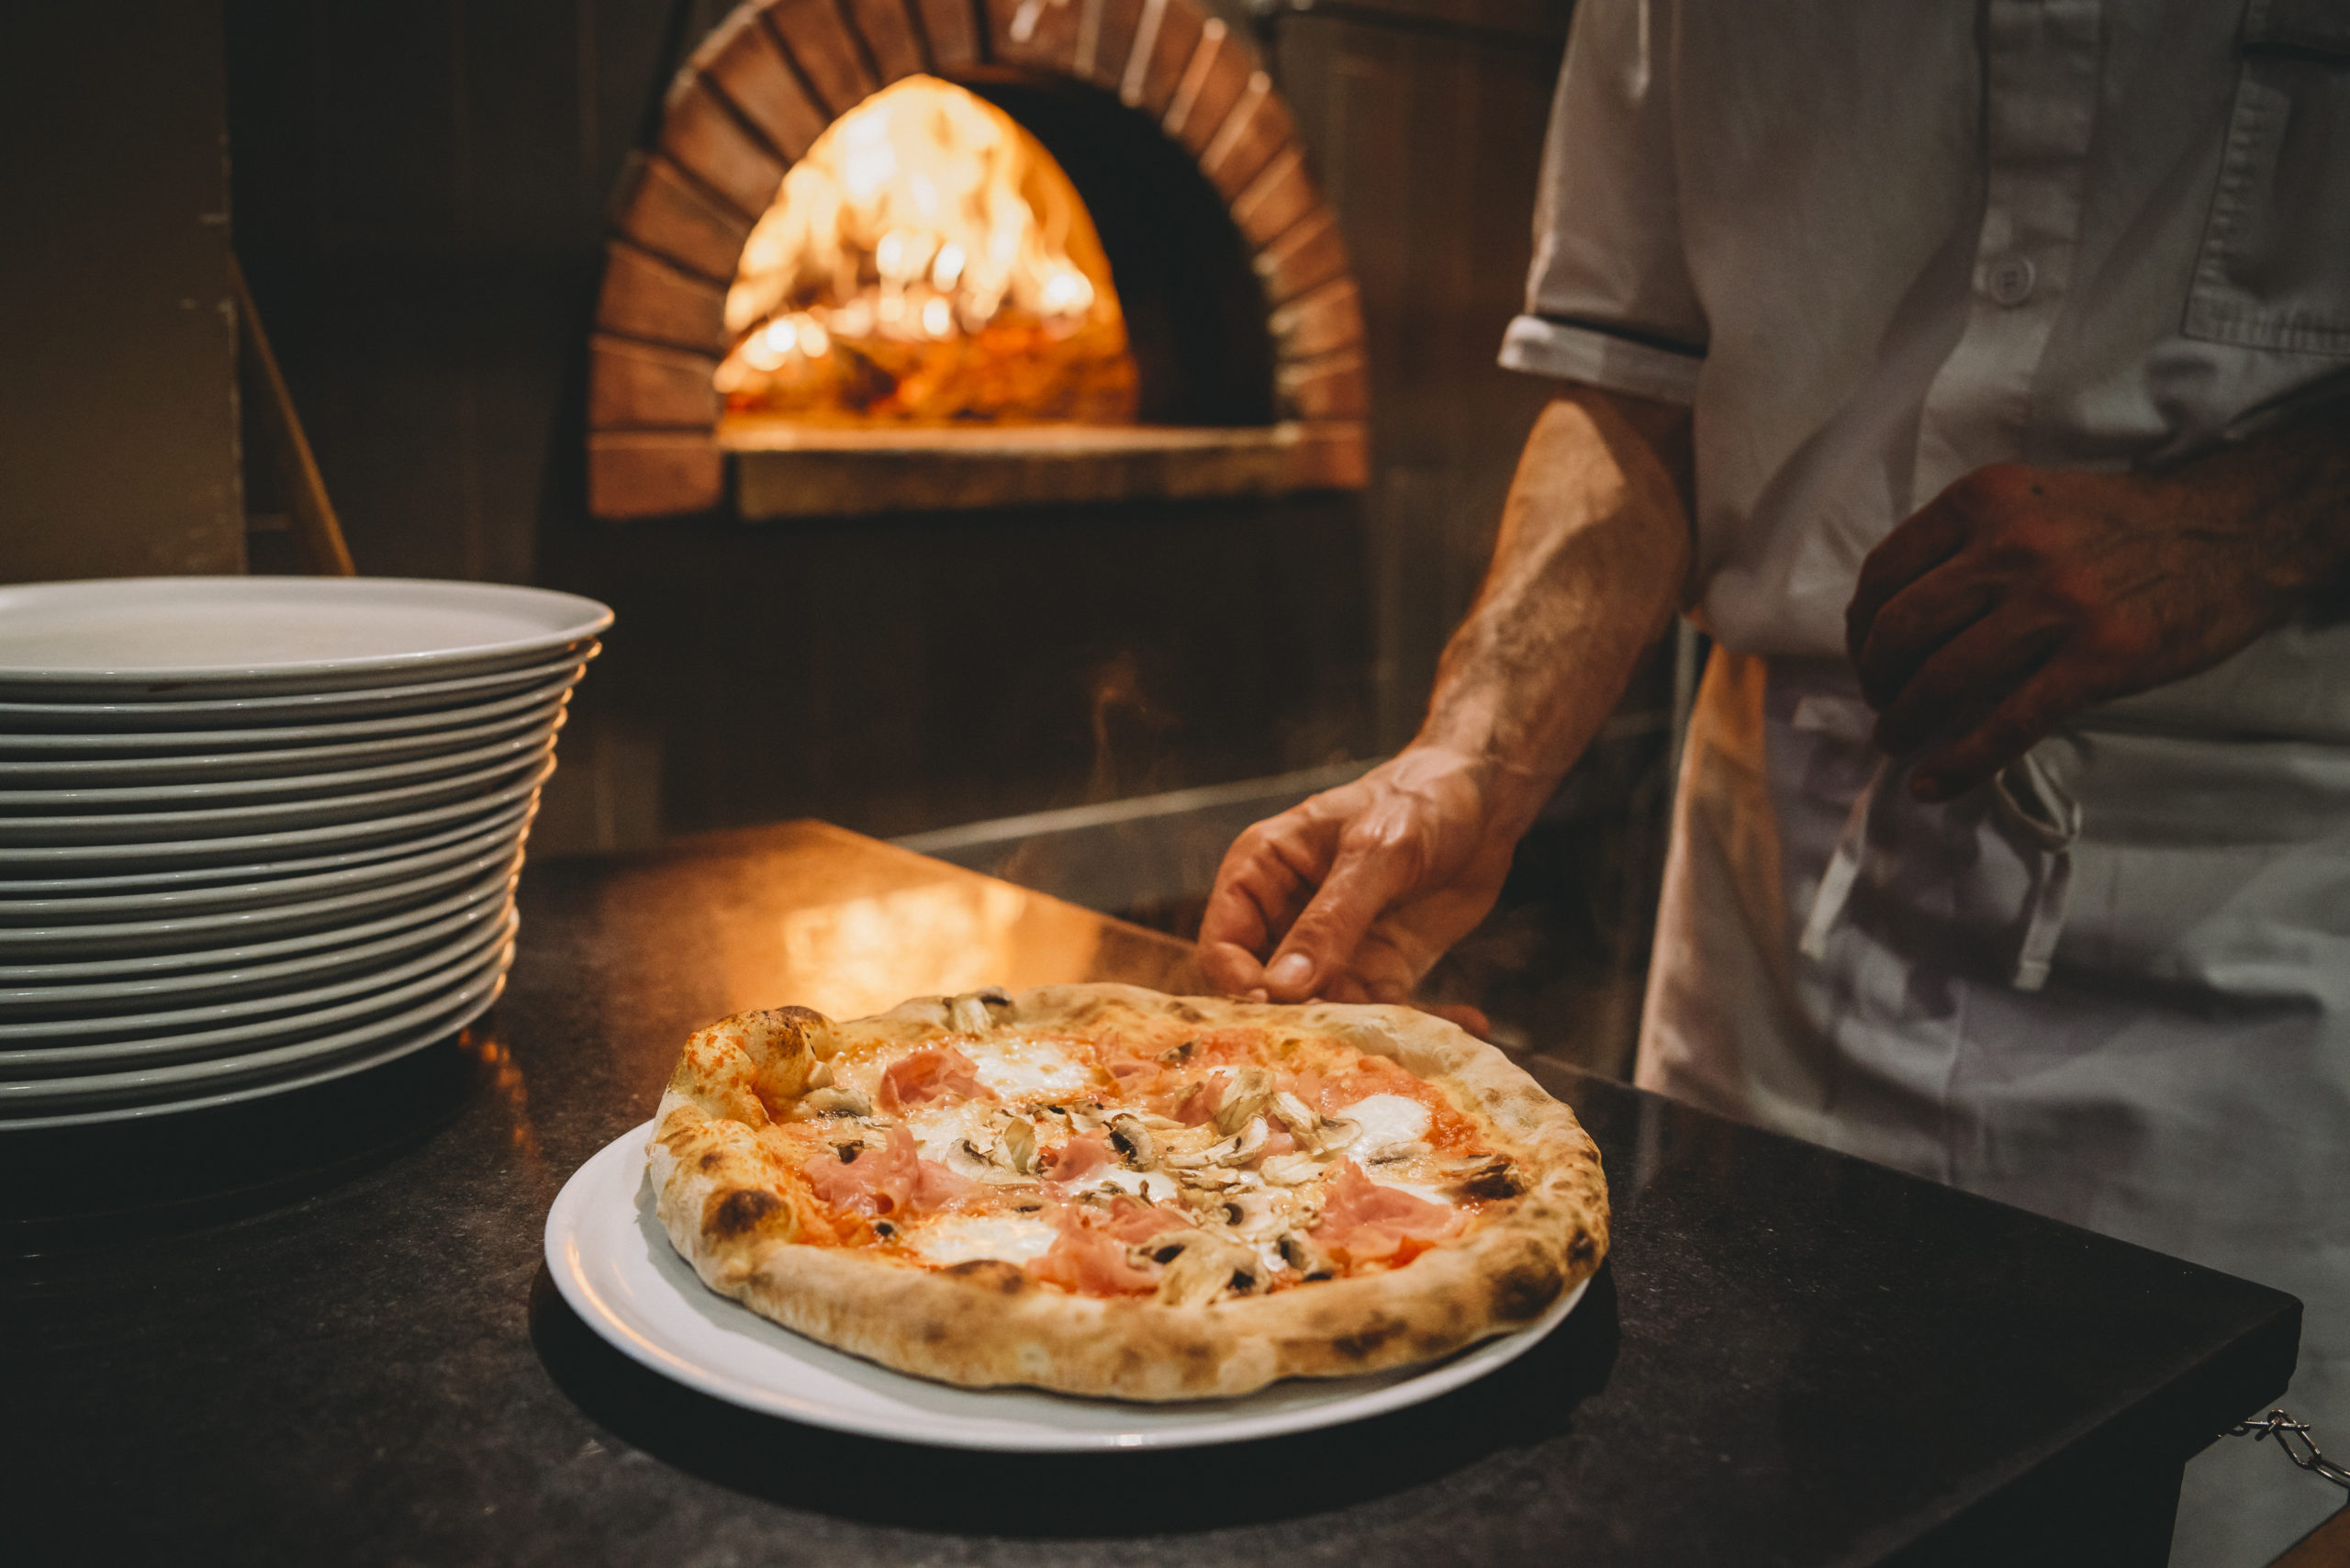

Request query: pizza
[{"left": 645, "top": 982, "right": 1608, "bottom": 1400}]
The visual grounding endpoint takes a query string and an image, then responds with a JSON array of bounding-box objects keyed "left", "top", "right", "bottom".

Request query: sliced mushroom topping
[
  {"left": 947, "top": 992, "right": 996, "bottom": 1035},
  {"left": 1225, "top": 1114, "right": 1270, "bottom": 1165},
  {"left": 999, "top": 1116, "right": 1038, "bottom": 1175},
  {"left": 1176, "top": 1165, "right": 1246, "bottom": 1192},
  {"left": 804, "top": 1060, "right": 835, "bottom": 1090},
  {"left": 1269, "top": 1091, "right": 1319, "bottom": 1140},
  {"left": 1218, "top": 1189, "right": 1285, "bottom": 1240},
  {"left": 1153, "top": 1233, "right": 1263, "bottom": 1305},
  {"left": 1278, "top": 1230, "right": 1335, "bottom": 1280},
  {"left": 1160, "top": 1132, "right": 1237, "bottom": 1170},
  {"left": 789, "top": 1086, "right": 872, "bottom": 1120},
  {"left": 1157, "top": 1038, "right": 1198, "bottom": 1064},
  {"left": 1136, "top": 1112, "right": 1185, "bottom": 1131},
  {"left": 1258, "top": 1151, "right": 1325, "bottom": 1187},
  {"left": 1366, "top": 1138, "right": 1433, "bottom": 1164},
  {"left": 1107, "top": 1113, "right": 1158, "bottom": 1170},
  {"left": 1308, "top": 1115, "right": 1361, "bottom": 1156},
  {"left": 1213, "top": 1068, "right": 1276, "bottom": 1136}
]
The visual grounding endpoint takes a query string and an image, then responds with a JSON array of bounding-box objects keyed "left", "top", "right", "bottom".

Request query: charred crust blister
[{"left": 706, "top": 1187, "right": 783, "bottom": 1239}]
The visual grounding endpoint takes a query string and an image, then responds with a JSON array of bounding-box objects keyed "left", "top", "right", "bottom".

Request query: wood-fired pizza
[{"left": 646, "top": 982, "right": 1609, "bottom": 1400}]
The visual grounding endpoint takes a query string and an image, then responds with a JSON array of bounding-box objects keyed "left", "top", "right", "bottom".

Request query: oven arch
[{"left": 588, "top": 0, "right": 1367, "bottom": 518}]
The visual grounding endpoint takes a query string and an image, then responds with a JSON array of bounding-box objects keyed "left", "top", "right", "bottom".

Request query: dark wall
[{"left": 2, "top": 0, "right": 245, "bottom": 580}]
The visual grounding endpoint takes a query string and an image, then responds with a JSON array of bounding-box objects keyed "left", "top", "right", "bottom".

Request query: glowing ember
[{"left": 716, "top": 76, "right": 1139, "bottom": 426}]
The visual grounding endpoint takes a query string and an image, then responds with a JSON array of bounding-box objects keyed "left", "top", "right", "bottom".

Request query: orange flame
[{"left": 716, "top": 75, "right": 1138, "bottom": 425}]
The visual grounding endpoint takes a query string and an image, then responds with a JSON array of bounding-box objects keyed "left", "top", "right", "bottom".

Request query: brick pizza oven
[{"left": 588, "top": 0, "right": 1369, "bottom": 520}]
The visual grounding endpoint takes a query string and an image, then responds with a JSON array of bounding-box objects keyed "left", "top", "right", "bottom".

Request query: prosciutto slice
[
  {"left": 1025, "top": 1198, "right": 1192, "bottom": 1295},
  {"left": 801, "top": 1125, "right": 975, "bottom": 1217},
  {"left": 878, "top": 1046, "right": 991, "bottom": 1114},
  {"left": 1040, "top": 1129, "right": 1116, "bottom": 1186},
  {"left": 1308, "top": 1159, "right": 1460, "bottom": 1265}
]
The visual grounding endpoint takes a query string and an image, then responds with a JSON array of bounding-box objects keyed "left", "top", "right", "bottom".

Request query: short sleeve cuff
[{"left": 1499, "top": 314, "right": 1704, "bottom": 405}]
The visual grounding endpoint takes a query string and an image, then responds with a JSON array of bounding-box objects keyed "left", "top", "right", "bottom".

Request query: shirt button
[{"left": 1984, "top": 254, "right": 2037, "bottom": 308}]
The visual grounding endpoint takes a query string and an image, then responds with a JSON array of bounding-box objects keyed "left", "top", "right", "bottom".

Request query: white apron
[{"left": 1639, "top": 640, "right": 2350, "bottom": 1564}]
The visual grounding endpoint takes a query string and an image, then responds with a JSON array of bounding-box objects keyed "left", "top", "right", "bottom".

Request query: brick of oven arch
[{"left": 589, "top": 0, "right": 1369, "bottom": 520}]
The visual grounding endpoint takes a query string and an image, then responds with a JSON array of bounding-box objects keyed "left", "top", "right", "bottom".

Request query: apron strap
[
  {"left": 1990, "top": 746, "right": 2083, "bottom": 992},
  {"left": 1791, "top": 691, "right": 2082, "bottom": 990}
]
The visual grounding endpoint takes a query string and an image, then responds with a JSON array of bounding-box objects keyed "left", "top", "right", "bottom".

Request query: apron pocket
[{"left": 2182, "top": 0, "right": 2350, "bottom": 358}]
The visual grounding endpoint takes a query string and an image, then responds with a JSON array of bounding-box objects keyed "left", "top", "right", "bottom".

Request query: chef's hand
[
  {"left": 1848, "top": 433, "right": 2350, "bottom": 801},
  {"left": 1195, "top": 745, "right": 1516, "bottom": 1036}
]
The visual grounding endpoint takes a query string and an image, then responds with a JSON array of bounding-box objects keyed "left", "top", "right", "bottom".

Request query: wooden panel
[
  {"left": 655, "top": 78, "right": 789, "bottom": 220},
  {"left": 596, "top": 241, "right": 731, "bottom": 354},
  {"left": 588, "top": 431, "right": 725, "bottom": 518},
  {"left": 612, "top": 153, "right": 756, "bottom": 283},
  {"left": 589, "top": 336, "right": 722, "bottom": 428},
  {"left": 1081, "top": 0, "right": 1149, "bottom": 92},
  {"left": 764, "top": 0, "right": 879, "bottom": 116},
  {"left": 699, "top": 9, "right": 830, "bottom": 162},
  {"left": 0, "top": 0, "right": 244, "bottom": 578}
]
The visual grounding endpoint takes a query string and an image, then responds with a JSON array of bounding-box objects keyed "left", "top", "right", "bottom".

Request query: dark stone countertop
[{"left": 0, "top": 823, "right": 2300, "bottom": 1565}]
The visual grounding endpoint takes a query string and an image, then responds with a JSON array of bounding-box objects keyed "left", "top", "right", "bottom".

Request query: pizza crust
[{"left": 646, "top": 983, "right": 1609, "bottom": 1401}]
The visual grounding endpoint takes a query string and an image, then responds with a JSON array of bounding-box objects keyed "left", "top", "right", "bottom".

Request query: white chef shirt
[
  {"left": 1500, "top": 0, "right": 2350, "bottom": 702},
  {"left": 1500, "top": 5, "right": 2350, "bottom": 1563}
]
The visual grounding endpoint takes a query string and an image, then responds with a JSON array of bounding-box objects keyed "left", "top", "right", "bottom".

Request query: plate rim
[
  {"left": 0, "top": 906, "right": 519, "bottom": 1047},
  {"left": 0, "top": 972, "right": 506, "bottom": 1129},
  {"left": 0, "top": 647, "right": 596, "bottom": 731},
  {"left": 544, "top": 1119, "right": 1587, "bottom": 1453},
  {"left": 0, "top": 577, "right": 612, "bottom": 690},
  {"left": 0, "top": 938, "right": 514, "bottom": 1101},
  {"left": 0, "top": 670, "right": 582, "bottom": 756}
]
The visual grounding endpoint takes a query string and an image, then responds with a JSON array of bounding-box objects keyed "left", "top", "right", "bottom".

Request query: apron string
[{"left": 1791, "top": 693, "right": 2082, "bottom": 990}]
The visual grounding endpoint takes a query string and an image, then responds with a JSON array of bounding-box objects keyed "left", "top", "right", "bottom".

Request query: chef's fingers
[
  {"left": 1419, "top": 1002, "right": 1493, "bottom": 1038},
  {"left": 1851, "top": 559, "right": 2003, "bottom": 712},
  {"left": 1197, "top": 805, "right": 1342, "bottom": 989},
  {"left": 1259, "top": 823, "right": 1426, "bottom": 1002},
  {"left": 1873, "top": 607, "right": 2064, "bottom": 757},
  {"left": 1847, "top": 482, "right": 1977, "bottom": 664},
  {"left": 1910, "top": 654, "right": 2100, "bottom": 800}
]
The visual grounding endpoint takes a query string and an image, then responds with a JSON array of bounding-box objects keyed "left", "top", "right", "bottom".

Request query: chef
[{"left": 1198, "top": 3, "right": 2350, "bottom": 1561}]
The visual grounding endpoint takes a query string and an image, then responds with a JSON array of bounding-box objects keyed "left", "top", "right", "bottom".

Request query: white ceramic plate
[
  {"left": 0, "top": 715, "right": 559, "bottom": 819},
  {"left": 0, "top": 741, "right": 551, "bottom": 846},
  {"left": 0, "top": 756, "right": 553, "bottom": 870},
  {"left": 0, "top": 881, "right": 513, "bottom": 1021},
  {"left": 0, "top": 836, "right": 523, "bottom": 960},
  {"left": 0, "top": 863, "right": 513, "bottom": 986},
  {"left": 0, "top": 942, "right": 512, "bottom": 1105},
  {"left": 0, "top": 906, "right": 517, "bottom": 1046},
  {"left": 0, "top": 917, "right": 514, "bottom": 1072},
  {"left": 0, "top": 711, "right": 562, "bottom": 807},
  {"left": 0, "top": 668, "right": 582, "bottom": 760},
  {"left": 0, "top": 647, "right": 594, "bottom": 734},
  {"left": 0, "top": 807, "right": 530, "bottom": 922},
  {"left": 544, "top": 1123, "right": 1589, "bottom": 1453},
  {"left": 0, "top": 970, "right": 507, "bottom": 1128},
  {"left": 0, "top": 577, "right": 610, "bottom": 700}
]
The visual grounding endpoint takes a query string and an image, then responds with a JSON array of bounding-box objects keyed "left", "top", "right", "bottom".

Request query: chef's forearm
[
  {"left": 2183, "top": 394, "right": 2350, "bottom": 616},
  {"left": 1416, "top": 386, "right": 1695, "bottom": 841}
]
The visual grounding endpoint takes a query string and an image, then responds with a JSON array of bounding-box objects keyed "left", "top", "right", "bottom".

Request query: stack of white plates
[{"left": 0, "top": 577, "right": 611, "bottom": 1129}]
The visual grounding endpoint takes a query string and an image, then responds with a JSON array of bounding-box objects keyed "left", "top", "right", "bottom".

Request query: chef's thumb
[{"left": 1259, "top": 846, "right": 1414, "bottom": 1001}]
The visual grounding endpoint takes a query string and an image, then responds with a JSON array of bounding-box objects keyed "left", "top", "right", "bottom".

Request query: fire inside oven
[{"left": 716, "top": 76, "right": 1140, "bottom": 431}]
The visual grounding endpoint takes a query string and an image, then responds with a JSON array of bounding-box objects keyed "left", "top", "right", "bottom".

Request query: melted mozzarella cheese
[
  {"left": 902, "top": 1101, "right": 994, "bottom": 1165},
  {"left": 907, "top": 1214, "right": 1060, "bottom": 1266},
  {"left": 966, "top": 1036, "right": 1094, "bottom": 1097},
  {"left": 1339, "top": 1092, "right": 1432, "bottom": 1150}
]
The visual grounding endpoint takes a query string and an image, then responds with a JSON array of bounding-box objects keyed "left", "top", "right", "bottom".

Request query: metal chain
[{"left": 2227, "top": 1410, "right": 2350, "bottom": 1488}]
